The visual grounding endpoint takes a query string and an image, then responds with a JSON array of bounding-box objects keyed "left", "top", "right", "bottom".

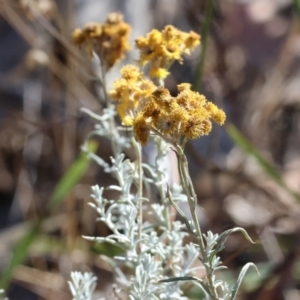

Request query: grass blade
[
  {"left": 49, "top": 141, "right": 97, "bottom": 207},
  {"left": 0, "top": 221, "right": 41, "bottom": 290},
  {"left": 193, "top": 0, "right": 214, "bottom": 92},
  {"left": 294, "top": 0, "right": 300, "bottom": 20},
  {"left": 0, "top": 141, "right": 97, "bottom": 291},
  {"left": 230, "top": 263, "right": 260, "bottom": 300},
  {"left": 226, "top": 124, "right": 300, "bottom": 202}
]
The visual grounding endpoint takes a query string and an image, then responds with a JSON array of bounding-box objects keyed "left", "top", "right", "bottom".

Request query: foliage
[{"left": 69, "top": 12, "right": 258, "bottom": 300}]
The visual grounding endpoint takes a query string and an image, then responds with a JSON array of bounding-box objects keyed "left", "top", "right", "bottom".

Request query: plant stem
[
  {"left": 175, "top": 144, "right": 205, "bottom": 251},
  {"left": 175, "top": 142, "right": 219, "bottom": 299},
  {"left": 132, "top": 137, "right": 143, "bottom": 252},
  {"left": 99, "top": 56, "right": 118, "bottom": 157},
  {"left": 153, "top": 78, "right": 171, "bottom": 230},
  {"left": 156, "top": 137, "right": 171, "bottom": 230}
]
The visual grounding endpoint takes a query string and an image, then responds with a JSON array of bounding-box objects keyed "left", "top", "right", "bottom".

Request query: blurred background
[{"left": 1, "top": 0, "right": 300, "bottom": 299}]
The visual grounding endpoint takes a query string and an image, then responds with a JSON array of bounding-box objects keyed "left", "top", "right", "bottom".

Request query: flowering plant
[{"left": 69, "top": 12, "right": 258, "bottom": 300}]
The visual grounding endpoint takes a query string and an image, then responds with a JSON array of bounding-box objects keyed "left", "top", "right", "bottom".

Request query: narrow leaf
[
  {"left": 159, "top": 276, "right": 211, "bottom": 297},
  {"left": 208, "top": 227, "right": 255, "bottom": 266},
  {"left": 230, "top": 263, "right": 260, "bottom": 300},
  {"left": 217, "top": 227, "right": 255, "bottom": 245},
  {"left": 166, "top": 185, "right": 197, "bottom": 238}
]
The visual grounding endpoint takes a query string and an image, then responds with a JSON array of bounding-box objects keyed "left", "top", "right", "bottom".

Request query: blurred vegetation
[{"left": 1, "top": 0, "right": 300, "bottom": 299}]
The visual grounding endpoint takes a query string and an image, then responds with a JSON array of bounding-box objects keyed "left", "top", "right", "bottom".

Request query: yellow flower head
[
  {"left": 152, "top": 87, "right": 171, "bottom": 107},
  {"left": 206, "top": 102, "right": 226, "bottom": 125},
  {"left": 133, "top": 113, "right": 151, "bottom": 145},
  {"left": 110, "top": 65, "right": 156, "bottom": 126},
  {"left": 132, "top": 84, "right": 226, "bottom": 145},
  {"left": 72, "top": 12, "right": 131, "bottom": 69},
  {"left": 72, "top": 28, "right": 86, "bottom": 45},
  {"left": 83, "top": 22, "right": 102, "bottom": 38},
  {"left": 135, "top": 25, "right": 200, "bottom": 79}
]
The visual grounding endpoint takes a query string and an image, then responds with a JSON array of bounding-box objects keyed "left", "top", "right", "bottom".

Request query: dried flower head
[
  {"left": 110, "top": 65, "right": 156, "bottom": 126},
  {"left": 135, "top": 25, "right": 200, "bottom": 79},
  {"left": 132, "top": 84, "right": 226, "bottom": 145},
  {"left": 72, "top": 12, "right": 131, "bottom": 69}
]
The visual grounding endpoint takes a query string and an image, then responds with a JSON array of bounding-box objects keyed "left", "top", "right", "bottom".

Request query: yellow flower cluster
[
  {"left": 107, "top": 23, "right": 223, "bottom": 145},
  {"left": 110, "top": 65, "right": 156, "bottom": 126},
  {"left": 72, "top": 12, "right": 131, "bottom": 70},
  {"left": 133, "top": 84, "right": 226, "bottom": 145},
  {"left": 135, "top": 25, "right": 200, "bottom": 79}
]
